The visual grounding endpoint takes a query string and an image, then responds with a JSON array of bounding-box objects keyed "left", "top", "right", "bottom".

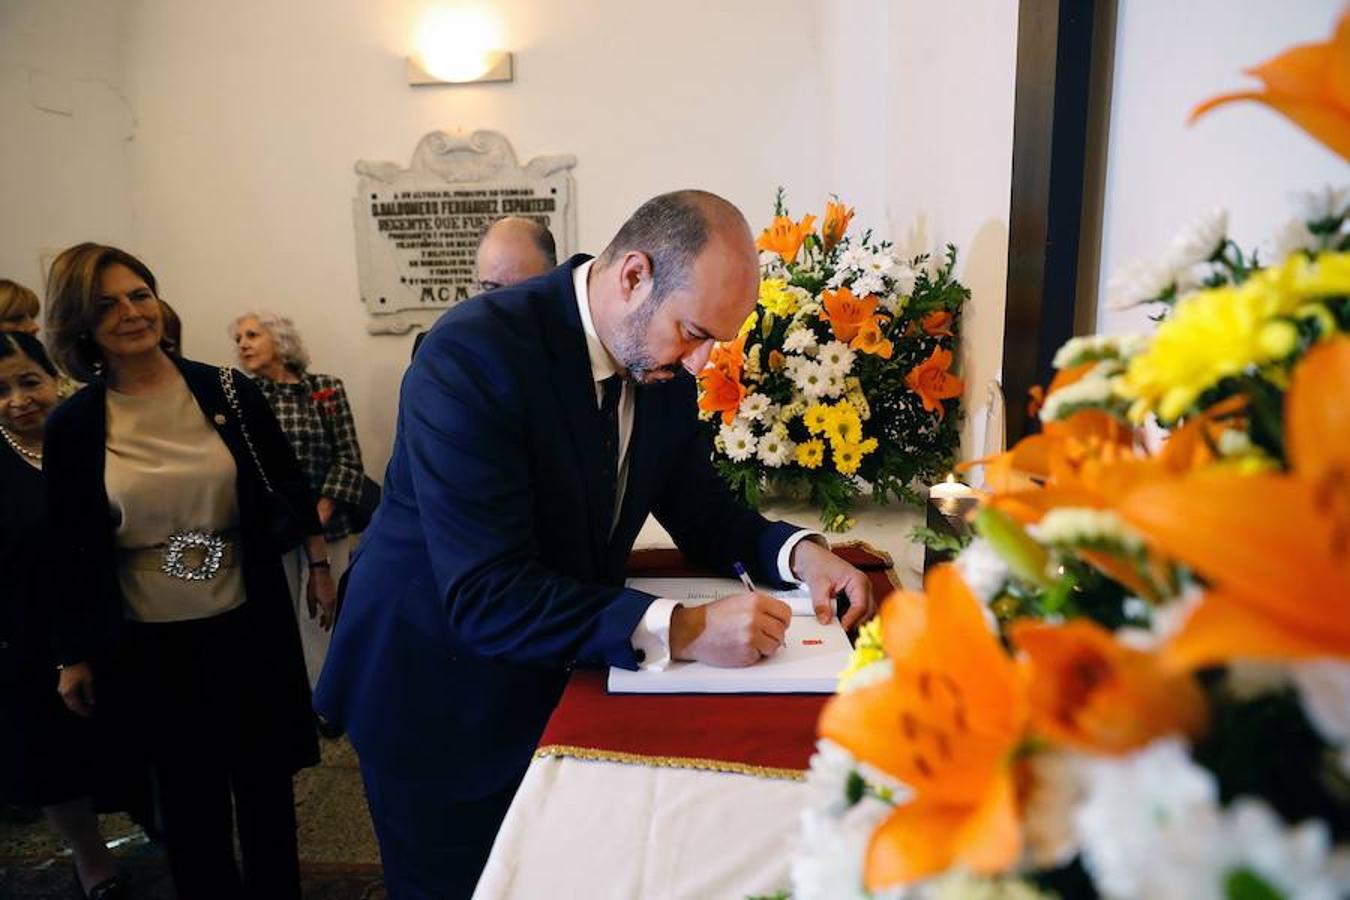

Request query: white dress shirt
[{"left": 572, "top": 260, "right": 821, "bottom": 669}]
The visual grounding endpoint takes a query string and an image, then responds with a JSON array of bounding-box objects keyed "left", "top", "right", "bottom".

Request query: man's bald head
[
  {"left": 476, "top": 217, "right": 558, "bottom": 292},
  {"left": 595, "top": 190, "right": 754, "bottom": 307}
]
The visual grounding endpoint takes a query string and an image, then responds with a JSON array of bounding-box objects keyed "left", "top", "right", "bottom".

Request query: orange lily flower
[
  {"left": 696, "top": 366, "right": 746, "bottom": 425},
  {"left": 822, "top": 200, "right": 854, "bottom": 252},
  {"left": 852, "top": 318, "right": 894, "bottom": 359},
  {"left": 707, "top": 332, "right": 747, "bottom": 382},
  {"left": 905, "top": 346, "right": 965, "bottom": 420},
  {"left": 1190, "top": 9, "right": 1350, "bottom": 161},
  {"left": 820, "top": 565, "right": 1029, "bottom": 887},
  {"left": 921, "top": 310, "right": 955, "bottom": 338},
  {"left": 756, "top": 214, "right": 817, "bottom": 264},
  {"left": 1011, "top": 619, "right": 1209, "bottom": 755},
  {"left": 822, "top": 286, "right": 881, "bottom": 342},
  {"left": 1120, "top": 338, "right": 1350, "bottom": 669}
]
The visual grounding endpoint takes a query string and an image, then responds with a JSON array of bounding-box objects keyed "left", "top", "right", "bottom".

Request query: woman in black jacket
[
  {"left": 42, "top": 243, "right": 334, "bottom": 899},
  {"left": 0, "top": 331, "right": 126, "bottom": 898}
]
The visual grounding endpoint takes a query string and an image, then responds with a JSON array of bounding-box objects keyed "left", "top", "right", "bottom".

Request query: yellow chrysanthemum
[
  {"left": 803, "top": 404, "right": 834, "bottom": 434},
  {"left": 825, "top": 401, "right": 864, "bottom": 448},
  {"left": 796, "top": 439, "right": 825, "bottom": 469},
  {"left": 739, "top": 310, "right": 759, "bottom": 337},
  {"left": 1117, "top": 252, "right": 1350, "bottom": 422},
  {"left": 837, "top": 617, "right": 887, "bottom": 691},
  {"left": 832, "top": 437, "right": 878, "bottom": 475},
  {"left": 758, "top": 278, "right": 799, "bottom": 318}
]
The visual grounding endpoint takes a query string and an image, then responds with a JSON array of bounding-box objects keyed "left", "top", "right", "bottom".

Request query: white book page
[{"left": 609, "top": 577, "right": 851, "bottom": 694}]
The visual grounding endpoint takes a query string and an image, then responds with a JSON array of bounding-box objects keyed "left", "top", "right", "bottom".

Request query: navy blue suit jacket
[{"left": 315, "top": 256, "right": 797, "bottom": 797}]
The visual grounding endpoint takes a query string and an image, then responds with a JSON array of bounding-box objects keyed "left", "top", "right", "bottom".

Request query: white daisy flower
[
  {"left": 738, "top": 392, "right": 772, "bottom": 421},
  {"left": 757, "top": 431, "right": 795, "bottom": 467},
  {"left": 890, "top": 262, "right": 917, "bottom": 297},
  {"left": 785, "top": 328, "right": 820, "bottom": 355},
  {"left": 954, "top": 538, "right": 1010, "bottom": 604},
  {"left": 718, "top": 420, "right": 758, "bottom": 461},
  {"left": 1074, "top": 738, "right": 1225, "bottom": 900},
  {"left": 1270, "top": 218, "right": 1321, "bottom": 260},
  {"left": 1038, "top": 369, "right": 1121, "bottom": 422},
  {"left": 1052, "top": 334, "right": 1148, "bottom": 369},
  {"left": 1292, "top": 184, "right": 1350, "bottom": 225},
  {"left": 1107, "top": 259, "right": 1177, "bottom": 310},
  {"left": 1163, "top": 207, "right": 1229, "bottom": 270},
  {"left": 1291, "top": 661, "right": 1350, "bottom": 760},
  {"left": 1034, "top": 507, "right": 1145, "bottom": 554},
  {"left": 792, "top": 359, "right": 833, "bottom": 401},
  {"left": 817, "top": 341, "right": 857, "bottom": 377},
  {"left": 821, "top": 370, "right": 847, "bottom": 399},
  {"left": 1219, "top": 798, "right": 1350, "bottom": 900},
  {"left": 851, "top": 273, "right": 885, "bottom": 298},
  {"left": 802, "top": 739, "right": 860, "bottom": 816}
]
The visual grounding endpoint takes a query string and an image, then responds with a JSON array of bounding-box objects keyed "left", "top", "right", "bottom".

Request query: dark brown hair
[{"left": 45, "top": 243, "right": 163, "bottom": 382}]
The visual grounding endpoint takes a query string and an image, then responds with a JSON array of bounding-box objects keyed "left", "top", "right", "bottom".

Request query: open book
[{"left": 606, "top": 577, "right": 852, "bottom": 694}]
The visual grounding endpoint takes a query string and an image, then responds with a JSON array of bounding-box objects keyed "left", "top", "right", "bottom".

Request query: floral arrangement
[
  {"left": 782, "top": 15, "right": 1350, "bottom": 899},
  {"left": 697, "top": 191, "right": 970, "bottom": 531}
]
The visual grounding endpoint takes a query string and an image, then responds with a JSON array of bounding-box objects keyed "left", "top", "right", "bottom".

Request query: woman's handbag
[{"left": 218, "top": 367, "right": 306, "bottom": 553}]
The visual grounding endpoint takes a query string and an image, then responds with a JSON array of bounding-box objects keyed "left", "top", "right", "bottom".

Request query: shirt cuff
[
  {"left": 629, "top": 598, "right": 681, "bottom": 671},
  {"left": 778, "top": 530, "right": 828, "bottom": 584}
]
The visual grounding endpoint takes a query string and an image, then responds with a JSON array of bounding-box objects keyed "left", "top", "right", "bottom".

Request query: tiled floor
[{"left": 0, "top": 737, "right": 385, "bottom": 899}]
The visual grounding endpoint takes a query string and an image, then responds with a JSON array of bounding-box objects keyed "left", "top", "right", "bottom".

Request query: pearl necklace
[{"left": 0, "top": 424, "right": 41, "bottom": 463}]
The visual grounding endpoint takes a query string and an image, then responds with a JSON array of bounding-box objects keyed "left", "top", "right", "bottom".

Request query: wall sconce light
[{"left": 408, "top": 8, "right": 513, "bottom": 86}]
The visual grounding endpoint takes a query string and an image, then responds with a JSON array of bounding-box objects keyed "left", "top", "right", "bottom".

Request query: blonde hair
[
  {"left": 0, "top": 279, "right": 40, "bottom": 325},
  {"left": 45, "top": 243, "right": 163, "bottom": 382},
  {"left": 229, "top": 309, "right": 310, "bottom": 375}
]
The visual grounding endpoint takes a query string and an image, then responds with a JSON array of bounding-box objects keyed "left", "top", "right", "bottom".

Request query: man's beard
[{"left": 613, "top": 297, "right": 682, "bottom": 383}]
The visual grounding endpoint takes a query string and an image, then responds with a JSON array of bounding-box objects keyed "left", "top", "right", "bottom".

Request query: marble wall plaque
[{"left": 352, "top": 130, "right": 577, "bottom": 334}]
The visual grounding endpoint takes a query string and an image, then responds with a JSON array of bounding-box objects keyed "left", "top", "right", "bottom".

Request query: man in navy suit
[{"left": 316, "top": 190, "right": 875, "bottom": 899}]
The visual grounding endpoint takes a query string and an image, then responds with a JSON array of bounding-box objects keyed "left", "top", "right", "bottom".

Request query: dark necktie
[{"left": 598, "top": 374, "right": 623, "bottom": 531}]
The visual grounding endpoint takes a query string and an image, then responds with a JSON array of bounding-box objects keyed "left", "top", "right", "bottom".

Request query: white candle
[{"left": 929, "top": 474, "right": 974, "bottom": 501}]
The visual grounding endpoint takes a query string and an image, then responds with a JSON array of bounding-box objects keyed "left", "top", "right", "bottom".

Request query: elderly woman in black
[
  {"left": 43, "top": 243, "right": 334, "bottom": 899},
  {"left": 0, "top": 332, "right": 126, "bottom": 898}
]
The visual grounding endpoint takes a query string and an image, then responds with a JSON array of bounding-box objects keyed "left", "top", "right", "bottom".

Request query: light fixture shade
[{"left": 407, "top": 51, "right": 513, "bottom": 86}]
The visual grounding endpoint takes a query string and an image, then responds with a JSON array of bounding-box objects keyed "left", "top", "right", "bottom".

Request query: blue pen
[{"left": 732, "top": 561, "right": 757, "bottom": 593}]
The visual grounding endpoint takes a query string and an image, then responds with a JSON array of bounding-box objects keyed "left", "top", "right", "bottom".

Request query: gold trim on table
[{"left": 533, "top": 744, "right": 807, "bottom": 782}]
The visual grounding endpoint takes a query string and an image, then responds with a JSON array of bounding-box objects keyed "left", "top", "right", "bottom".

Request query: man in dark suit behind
[{"left": 316, "top": 190, "right": 875, "bottom": 899}]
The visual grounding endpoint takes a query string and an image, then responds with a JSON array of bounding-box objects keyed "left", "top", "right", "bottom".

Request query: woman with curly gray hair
[{"left": 230, "top": 310, "right": 367, "bottom": 693}]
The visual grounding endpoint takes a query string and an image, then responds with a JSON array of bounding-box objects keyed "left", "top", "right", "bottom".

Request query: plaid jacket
[{"left": 254, "top": 372, "right": 365, "bottom": 541}]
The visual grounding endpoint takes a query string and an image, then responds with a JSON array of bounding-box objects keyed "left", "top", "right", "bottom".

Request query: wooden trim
[{"left": 1003, "top": 0, "right": 1117, "bottom": 442}]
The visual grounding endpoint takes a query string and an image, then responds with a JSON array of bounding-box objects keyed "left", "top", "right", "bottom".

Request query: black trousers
[
  {"left": 116, "top": 604, "right": 303, "bottom": 899},
  {"left": 360, "top": 761, "right": 522, "bottom": 900}
]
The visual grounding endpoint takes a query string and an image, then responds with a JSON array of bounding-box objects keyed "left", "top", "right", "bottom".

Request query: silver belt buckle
[{"left": 161, "top": 530, "right": 227, "bottom": 581}]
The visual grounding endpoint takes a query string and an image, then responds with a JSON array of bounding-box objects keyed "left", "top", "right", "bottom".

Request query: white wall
[
  {"left": 0, "top": 0, "right": 136, "bottom": 290},
  {"left": 114, "top": 0, "right": 830, "bottom": 477},
  {"left": 884, "top": 2, "right": 1019, "bottom": 462},
  {"left": 1096, "top": 0, "right": 1348, "bottom": 337},
  {"left": 2, "top": 0, "right": 1021, "bottom": 477}
]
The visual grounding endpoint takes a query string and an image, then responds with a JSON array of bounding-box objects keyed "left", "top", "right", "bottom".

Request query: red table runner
[{"left": 534, "top": 544, "right": 900, "bottom": 781}]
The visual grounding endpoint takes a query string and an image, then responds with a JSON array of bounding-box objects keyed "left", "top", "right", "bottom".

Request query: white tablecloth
[
  {"left": 473, "top": 755, "right": 806, "bottom": 900},
  {"left": 474, "top": 500, "right": 920, "bottom": 898}
]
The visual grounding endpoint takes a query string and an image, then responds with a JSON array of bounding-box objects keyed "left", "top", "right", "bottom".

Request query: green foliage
[
  {"left": 909, "top": 525, "right": 969, "bottom": 554},
  {"left": 1224, "top": 868, "right": 1285, "bottom": 900}
]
